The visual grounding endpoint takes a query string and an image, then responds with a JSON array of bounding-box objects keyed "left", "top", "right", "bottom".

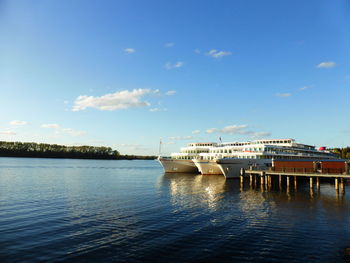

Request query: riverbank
[
  {"left": 0, "top": 141, "right": 156, "bottom": 160},
  {"left": 0, "top": 154, "right": 157, "bottom": 160}
]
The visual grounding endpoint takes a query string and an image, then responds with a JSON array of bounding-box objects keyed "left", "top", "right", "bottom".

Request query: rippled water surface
[{"left": 1, "top": 157, "right": 350, "bottom": 262}]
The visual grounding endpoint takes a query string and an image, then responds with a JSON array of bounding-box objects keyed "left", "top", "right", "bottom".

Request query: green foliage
[
  {"left": 0, "top": 141, "right": 156, "bottom": 160},
  {"left": 331, "top": 147, "right": 350, "bottom": 159},
  {"left": 346, "top": 152, "right": 350, "bottom": 159}
]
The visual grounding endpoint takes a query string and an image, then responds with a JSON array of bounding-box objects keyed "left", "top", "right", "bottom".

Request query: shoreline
[{"left": 0, "top": 155, "right": 157, "bottom": 161}]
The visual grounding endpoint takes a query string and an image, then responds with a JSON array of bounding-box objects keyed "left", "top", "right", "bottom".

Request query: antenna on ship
[{"left": 158, "top": 138, "right": 162, "bottom": 156}]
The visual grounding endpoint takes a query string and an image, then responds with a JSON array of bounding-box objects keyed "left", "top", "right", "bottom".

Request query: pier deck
[
  {"left": 241, "top": 168, "right": 349, "bottom": 193},
  {"left": 245, "top": 169, "right": 350, "bottom": 178}
]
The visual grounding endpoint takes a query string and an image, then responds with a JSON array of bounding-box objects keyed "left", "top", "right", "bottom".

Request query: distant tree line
[
  {"left": 331, "top": 147, "right": 350, "bottom": 159},
  {"left": 0, "top": 141, "right": 156, "bottom": 160}
]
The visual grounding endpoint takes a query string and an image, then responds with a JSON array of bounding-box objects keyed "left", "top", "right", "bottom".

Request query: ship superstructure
[{"left": 215, "top": 139, "right": 338, "bottom": 178}]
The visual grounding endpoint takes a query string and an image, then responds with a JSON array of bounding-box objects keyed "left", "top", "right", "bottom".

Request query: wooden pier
[{"left": 240, "top": 168, "right": 349, "bottom": 193}]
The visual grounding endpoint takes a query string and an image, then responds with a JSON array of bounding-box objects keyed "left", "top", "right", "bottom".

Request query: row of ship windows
[
  {"left": 256, "top": 140, "right": 292, "bottom": 144},
  {"left": 182, "top": 150, "right": 210, "bottom": 153},
  {"left": 175, "top": 155, "right": 317, "bottom": 160},
  {"left": 210, "top": 148, "right": 320, "bottom": 154}
]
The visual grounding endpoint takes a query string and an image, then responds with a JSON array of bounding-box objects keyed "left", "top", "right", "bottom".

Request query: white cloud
[
  {"left": 221, "top": 125, "right": 248, "bottom": 134},
  {"left": 250, "top": 132, "right": 271, "bottom": 137},
  {"left": 124, "top": 48, "right": 136, "bottom": 54},
  {"left": 114, "top": 143, "right": 148, "bottom": 152},
  {"left": 62, "top": 128, "right": 86, "bottom": 137},
  {"left": 206, "top": 125, "right": 247, "bottom": 134},
  {"left": 316, "top": 61, "right": 336, "bottom": 68},
  {"left": 10, "top": 120, "right": 28, "bottom": 126},
  {"left": 166, "top": 90, "right": 176, "bottom": 96},
  {"left": 41, "top": 124, "right": 86, "bottom": 137},
  {"left": 206, "top": 49, "right": 232, "bottom": 59},
  {"left": 63, "top": 100, "right": 69, "bottom": 104},
  {"left": 192, "top": 130, "right": 201, "bottom": 134},
  {"left": 72, "top": 89, "right": 157, "bottom": 111},
  {"left": 275, "top": 93, "right": 292, "bottom": 97},
  {"left": 165, "top": 42, "right": 175, "bottom": 47},
  {"left": 194, "top": 49, "right": 201, "bottom": 54},
  {"left": 41, "top": 124, "right": 60, "bottom": 129},
  {"left": 174, "top": 62, "right": 183, "bottom": 68},
  {"left": 116, "top": 143, "right": 142, "bottom": 147},
  {"left": 205, "top": 125, "right": 270, "bottom": 138},
  {"left": 149, "top": 107, "right": 167, "bottom": 112},
  {"left": 168, "top": 136, "right": 194, "bottom": 140},
  {"left": 165, "top": 61, "right": 184, "bottom": 70},
  {"left": 206, "top": 128, "right": 219, "bottom": 134},
  {"left": 0, "top": 130, "right": 16, "bottom": 135},
  {"left": 299, "top": 86, "right": 312, "bottom": 91}
]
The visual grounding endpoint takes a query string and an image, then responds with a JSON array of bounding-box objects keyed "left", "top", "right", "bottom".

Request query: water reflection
[
  {"left": 159, "top": 173, "right": 350, "bottom": 212},
  {"left": 158, "top": 173, "right": 227, "bottom": 210}
]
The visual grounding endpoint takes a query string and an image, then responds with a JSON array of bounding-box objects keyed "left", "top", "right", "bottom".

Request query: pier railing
[{"left": 248, "top": 166, "right": 349, "bottom": 175}]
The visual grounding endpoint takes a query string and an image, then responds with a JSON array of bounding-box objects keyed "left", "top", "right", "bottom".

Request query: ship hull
[
  {"left": 158, "top": 158, "right": 199, "bottom": 173},
  {"left": 193, "top": 159, "right": 223, "bottom": 175},
  {"left": 216, "top": 159, "right": 272, "bottom": 178}
]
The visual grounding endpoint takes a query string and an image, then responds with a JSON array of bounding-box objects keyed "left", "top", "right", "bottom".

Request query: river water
[{"left": 0, "top": 157, "right": 350, "bottom": 262}]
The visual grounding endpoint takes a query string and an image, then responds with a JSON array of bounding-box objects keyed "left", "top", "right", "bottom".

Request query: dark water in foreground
[{"left": 1, "top": 158, "right": 350, "bottom": 262}]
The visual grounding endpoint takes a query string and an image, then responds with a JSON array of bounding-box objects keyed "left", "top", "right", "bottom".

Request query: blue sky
[{"left": 1, "top": 0, "right": 349, "bottom": 155}]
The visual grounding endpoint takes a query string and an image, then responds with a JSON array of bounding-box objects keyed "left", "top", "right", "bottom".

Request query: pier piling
[
  {"left": 335, "top": 178, "right": 339, "bottom": 190},
  {"left": 279, "top": 175, "right": 282, "bottom": 189},
  {"left": 244, "top": 168, "right": 349, "bottom": 196}
]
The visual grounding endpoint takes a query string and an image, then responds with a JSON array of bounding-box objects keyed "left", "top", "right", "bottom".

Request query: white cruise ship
[
  {"left": 158, "top": 142, "right": 217, "bottom": 173},
  {"left": 215, "top": 139, "right": 338, "bottom": 178}
]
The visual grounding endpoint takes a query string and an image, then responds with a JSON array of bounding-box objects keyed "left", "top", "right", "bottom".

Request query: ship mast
[{"left": 158, "top": 138, "right": 162, "bottom": 156}]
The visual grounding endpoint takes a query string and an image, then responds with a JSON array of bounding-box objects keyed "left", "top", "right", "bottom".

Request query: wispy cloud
[
  {"left": 250, "top": 132, "right": 271, "bottom": 137},
  {"left": 72, "top": 89, "right": 158, "bottom": 111},
  {"left": 275, "top": 93, "right": 292, "bottom": 97},
  {"left": 164, "top": 42, "right": 175, "bottom": 48},
  {"left": 316, "top": 61, "right": 336, "bottom": 68},
  {"left": 149, "top": 107, "right": 167, "bottom": 112},
  {"left": 299, "top": 86, "right": 312, "bottom": 91},
  {"left": 206, "top": 125, "right": 247, "bottom": 134},
  {"left": 165, "top": 61, "right": 184, "bottom": 70},
  {"left": 168, "top": 135, "right": 194, "bottom": 140},
  {"left": 0, "top": 130, "right": 16, "bottom": 135},
  {"left": 62, "top": 128, "right": 87, "bottom": 137},
  {"left": 114, "top": 143, "right": 148, "bottom": 152},
  {"left": 165, "top": 90, "right": 176, "bottom": 96},
  {"left": 41, "top": 124, "right": 86, "bottom": 137},
  {"left": 41, "top": 123, "right": 60, "bottom": 129},
  {"left": 124, "top": 48, "right": 136, "bottom": 54},
  {"left": 192, "top": 130, "right": 200, "bottom": 134},
  {"left": 194, "top": 49, "right": 201, "bottom": 54},
  {"left": 206, "top": 49, "right": 232, "bottom": 59},
  {"left": 206, "top": 125, "right": 270, "bottom": 138},
  {"left": 10, "top": 120, "right": 28, "bottom": 126}
]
